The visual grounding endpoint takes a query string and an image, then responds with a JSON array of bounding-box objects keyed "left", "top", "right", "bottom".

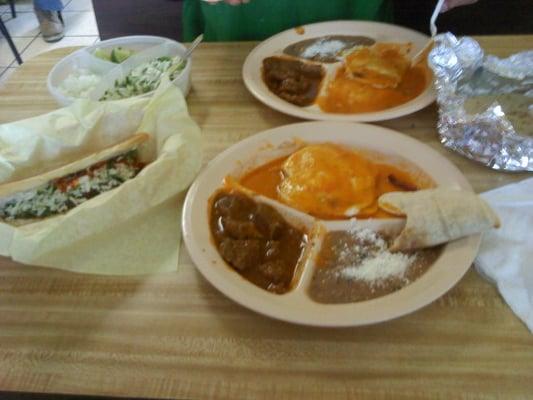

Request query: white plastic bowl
[{"left": 47, "top": 35, "right": 192, "bottom": 106}]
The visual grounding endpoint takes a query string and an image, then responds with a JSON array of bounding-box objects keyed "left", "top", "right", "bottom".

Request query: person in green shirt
[{"left": 183, "top": 0, "right": 478, "bottom": 42}]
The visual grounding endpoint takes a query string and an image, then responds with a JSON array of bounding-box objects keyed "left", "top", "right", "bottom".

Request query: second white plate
[{"left": 242, "top": 20, "right": 436, "bottom": 122}]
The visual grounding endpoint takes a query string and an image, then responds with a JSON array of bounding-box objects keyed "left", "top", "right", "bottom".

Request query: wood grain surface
[{"left": 0, "top": 37, "right": 532, "bottom": 400}]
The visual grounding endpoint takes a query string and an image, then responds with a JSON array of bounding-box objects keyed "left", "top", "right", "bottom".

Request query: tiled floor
[{"left": 0, "top": 0, "right": 99, "bottom": 87}]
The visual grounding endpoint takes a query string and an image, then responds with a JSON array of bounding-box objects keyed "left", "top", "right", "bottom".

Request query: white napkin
[{"left": 475, "top": 177, "right": 533, "bottom": 333}]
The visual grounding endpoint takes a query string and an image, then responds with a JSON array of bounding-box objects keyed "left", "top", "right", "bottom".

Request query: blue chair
[{"left": 0, "top": 0, "right": 22, "bottom": 64}]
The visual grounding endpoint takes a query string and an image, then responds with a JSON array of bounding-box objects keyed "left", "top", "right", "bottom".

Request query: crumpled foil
[{"left": 428, "top": 33, "right": 533, "bottom": 171}]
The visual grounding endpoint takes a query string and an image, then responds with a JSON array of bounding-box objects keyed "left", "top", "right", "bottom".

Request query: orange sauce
[
  {"left": 317, "top": 65, "right": 428, "bottom": 114},
  {"left": 240, "top": 157, "right": 285, "bottom": 200},
  {"left": 239, "top": 146, "right": 430, "bottom": 220}
]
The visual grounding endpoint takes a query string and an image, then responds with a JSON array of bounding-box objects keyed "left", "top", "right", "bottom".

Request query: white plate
[
  {"left": 182, "top": 122, "right": 479, "bottom": 327},
  {"left": 242, "top": 21, "right": 436, "bottom": 122}
]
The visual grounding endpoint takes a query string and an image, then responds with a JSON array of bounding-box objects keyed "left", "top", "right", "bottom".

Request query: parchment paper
[{"left": 0, "top": 79, "right": 202, "bottom": 274}]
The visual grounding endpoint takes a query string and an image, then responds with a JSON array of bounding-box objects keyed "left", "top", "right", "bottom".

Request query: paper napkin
[{"left": 475, "top": 177, "right": 533, "bottom": 332}]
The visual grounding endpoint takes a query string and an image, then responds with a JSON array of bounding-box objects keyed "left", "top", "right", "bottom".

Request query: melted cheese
[
  {"left": 317, "top": 65, "right": 427, "bottom": 114},
  {"left": 317, "top": 42, "right": 428, "bottom": 114},
  {"left": 279, "top": 144, "right": 377, "bottom": 218},
  {"left": 344, "top": 42, "right": 412, "bottom": 89},
  {"left": 239, "top": 144, "right": 428, "bottom": 220}
]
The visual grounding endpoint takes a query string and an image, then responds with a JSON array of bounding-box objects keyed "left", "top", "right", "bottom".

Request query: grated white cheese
[
  {"left": 337, "top": 227, "right": 416, "bottom": 284},
  {"left": 301, "top": 39, "right": 346, "bottom": 60},
  {"left": 349, "top": 225, "right": 384, "bottom": 244},
  {"left": 339, "top": 251, "right": 416, "bottom": 283}
]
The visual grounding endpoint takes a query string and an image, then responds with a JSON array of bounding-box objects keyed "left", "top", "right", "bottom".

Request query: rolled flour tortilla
[{"left": 379, "top": 188, "right": 500, "bottom": 251}]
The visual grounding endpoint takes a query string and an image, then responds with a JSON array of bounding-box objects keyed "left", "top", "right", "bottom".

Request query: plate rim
[
  {"left": 242, "top": 20, "right": 436, "bottom": 122},
  {"left": 182, "top": 121, "right": 480, "bottom": 327}
]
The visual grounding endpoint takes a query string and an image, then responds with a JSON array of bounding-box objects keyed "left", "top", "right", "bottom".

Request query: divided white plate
[
  {"left": 242, "top": 21, "right": 436, "bottom": 122},
  {"left": 182, "top": 122, "right": 479, "bottom": 326}
]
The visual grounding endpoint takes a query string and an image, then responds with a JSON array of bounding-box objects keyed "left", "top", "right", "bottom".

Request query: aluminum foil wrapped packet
[{"left": 428, "top": 33, "right": 533, "bottom": 171}]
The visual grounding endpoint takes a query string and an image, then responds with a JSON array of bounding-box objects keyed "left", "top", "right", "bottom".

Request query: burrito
[
  {"left": 379, "top": 188, "right": 500, "bottom": 251},
  {"left": 0, "top": 133, "right": 149, "bottom": 226}
]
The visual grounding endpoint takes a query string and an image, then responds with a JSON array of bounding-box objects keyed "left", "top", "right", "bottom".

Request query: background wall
[
  {"left": 93, "top": 0, "right": 183, "bottom": 41},
  {"left": 92, "top": 0, "right": 533, "bottom": 41},
  {"left": 395, "top": 0, "right": 533, "bottom": 35}
]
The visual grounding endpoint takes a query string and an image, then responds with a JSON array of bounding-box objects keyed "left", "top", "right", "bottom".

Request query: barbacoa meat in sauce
[
  {"left": 262, "top": 56, "right": 324, "bottom": 107},
  {"left": 210, "top": 191, "right": 307, "bottom": 294}
]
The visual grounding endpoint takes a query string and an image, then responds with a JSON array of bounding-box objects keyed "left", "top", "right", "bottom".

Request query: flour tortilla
[
  {"left": 378, "top": 188, "right": 500, "bottom": 251},
  {"left": 0, "top": 133, "right": 150, "bottom": 226}
]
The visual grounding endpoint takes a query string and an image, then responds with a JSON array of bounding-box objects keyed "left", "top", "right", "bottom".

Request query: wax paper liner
[
  {"left": 0, "top": 79, "right": 202, "bottom": 274},
  {"left": 428, "top": 33, "right": 533, "bottom": 171}
]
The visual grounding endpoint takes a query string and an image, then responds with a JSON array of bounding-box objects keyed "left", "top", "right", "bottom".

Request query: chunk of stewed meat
[
  {"left": 264, "top": 240, "right": 281, "bottom": 260},
  {"left": 219, "top": 217, "right": 263, "bottom": 239},
  {"left": 252, "top": 203, "right": 286, "bottom": 239},
  {"left": 258, "top": 260, "right": 288, "bottom": 284},
  {"left": 213, "top": 192, "right": 255, "bottom": 219},
  {"left": 218, "top": 238, "right": 264, "bottom": 271},
  {"left": 209, "top": 191, "right": 307, "bottom": 294},
  {"left": 262, "top": 56, "right": 324, "bottom": 107}
]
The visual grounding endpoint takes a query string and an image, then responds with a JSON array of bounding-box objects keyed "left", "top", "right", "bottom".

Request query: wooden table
[{"left": 0, "top": 37, "right": 532, "bottom": 400}]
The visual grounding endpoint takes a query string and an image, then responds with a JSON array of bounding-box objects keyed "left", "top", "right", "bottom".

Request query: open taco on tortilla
[{"left": 0, "top": 133, "right": 150, "bottom": 226}]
